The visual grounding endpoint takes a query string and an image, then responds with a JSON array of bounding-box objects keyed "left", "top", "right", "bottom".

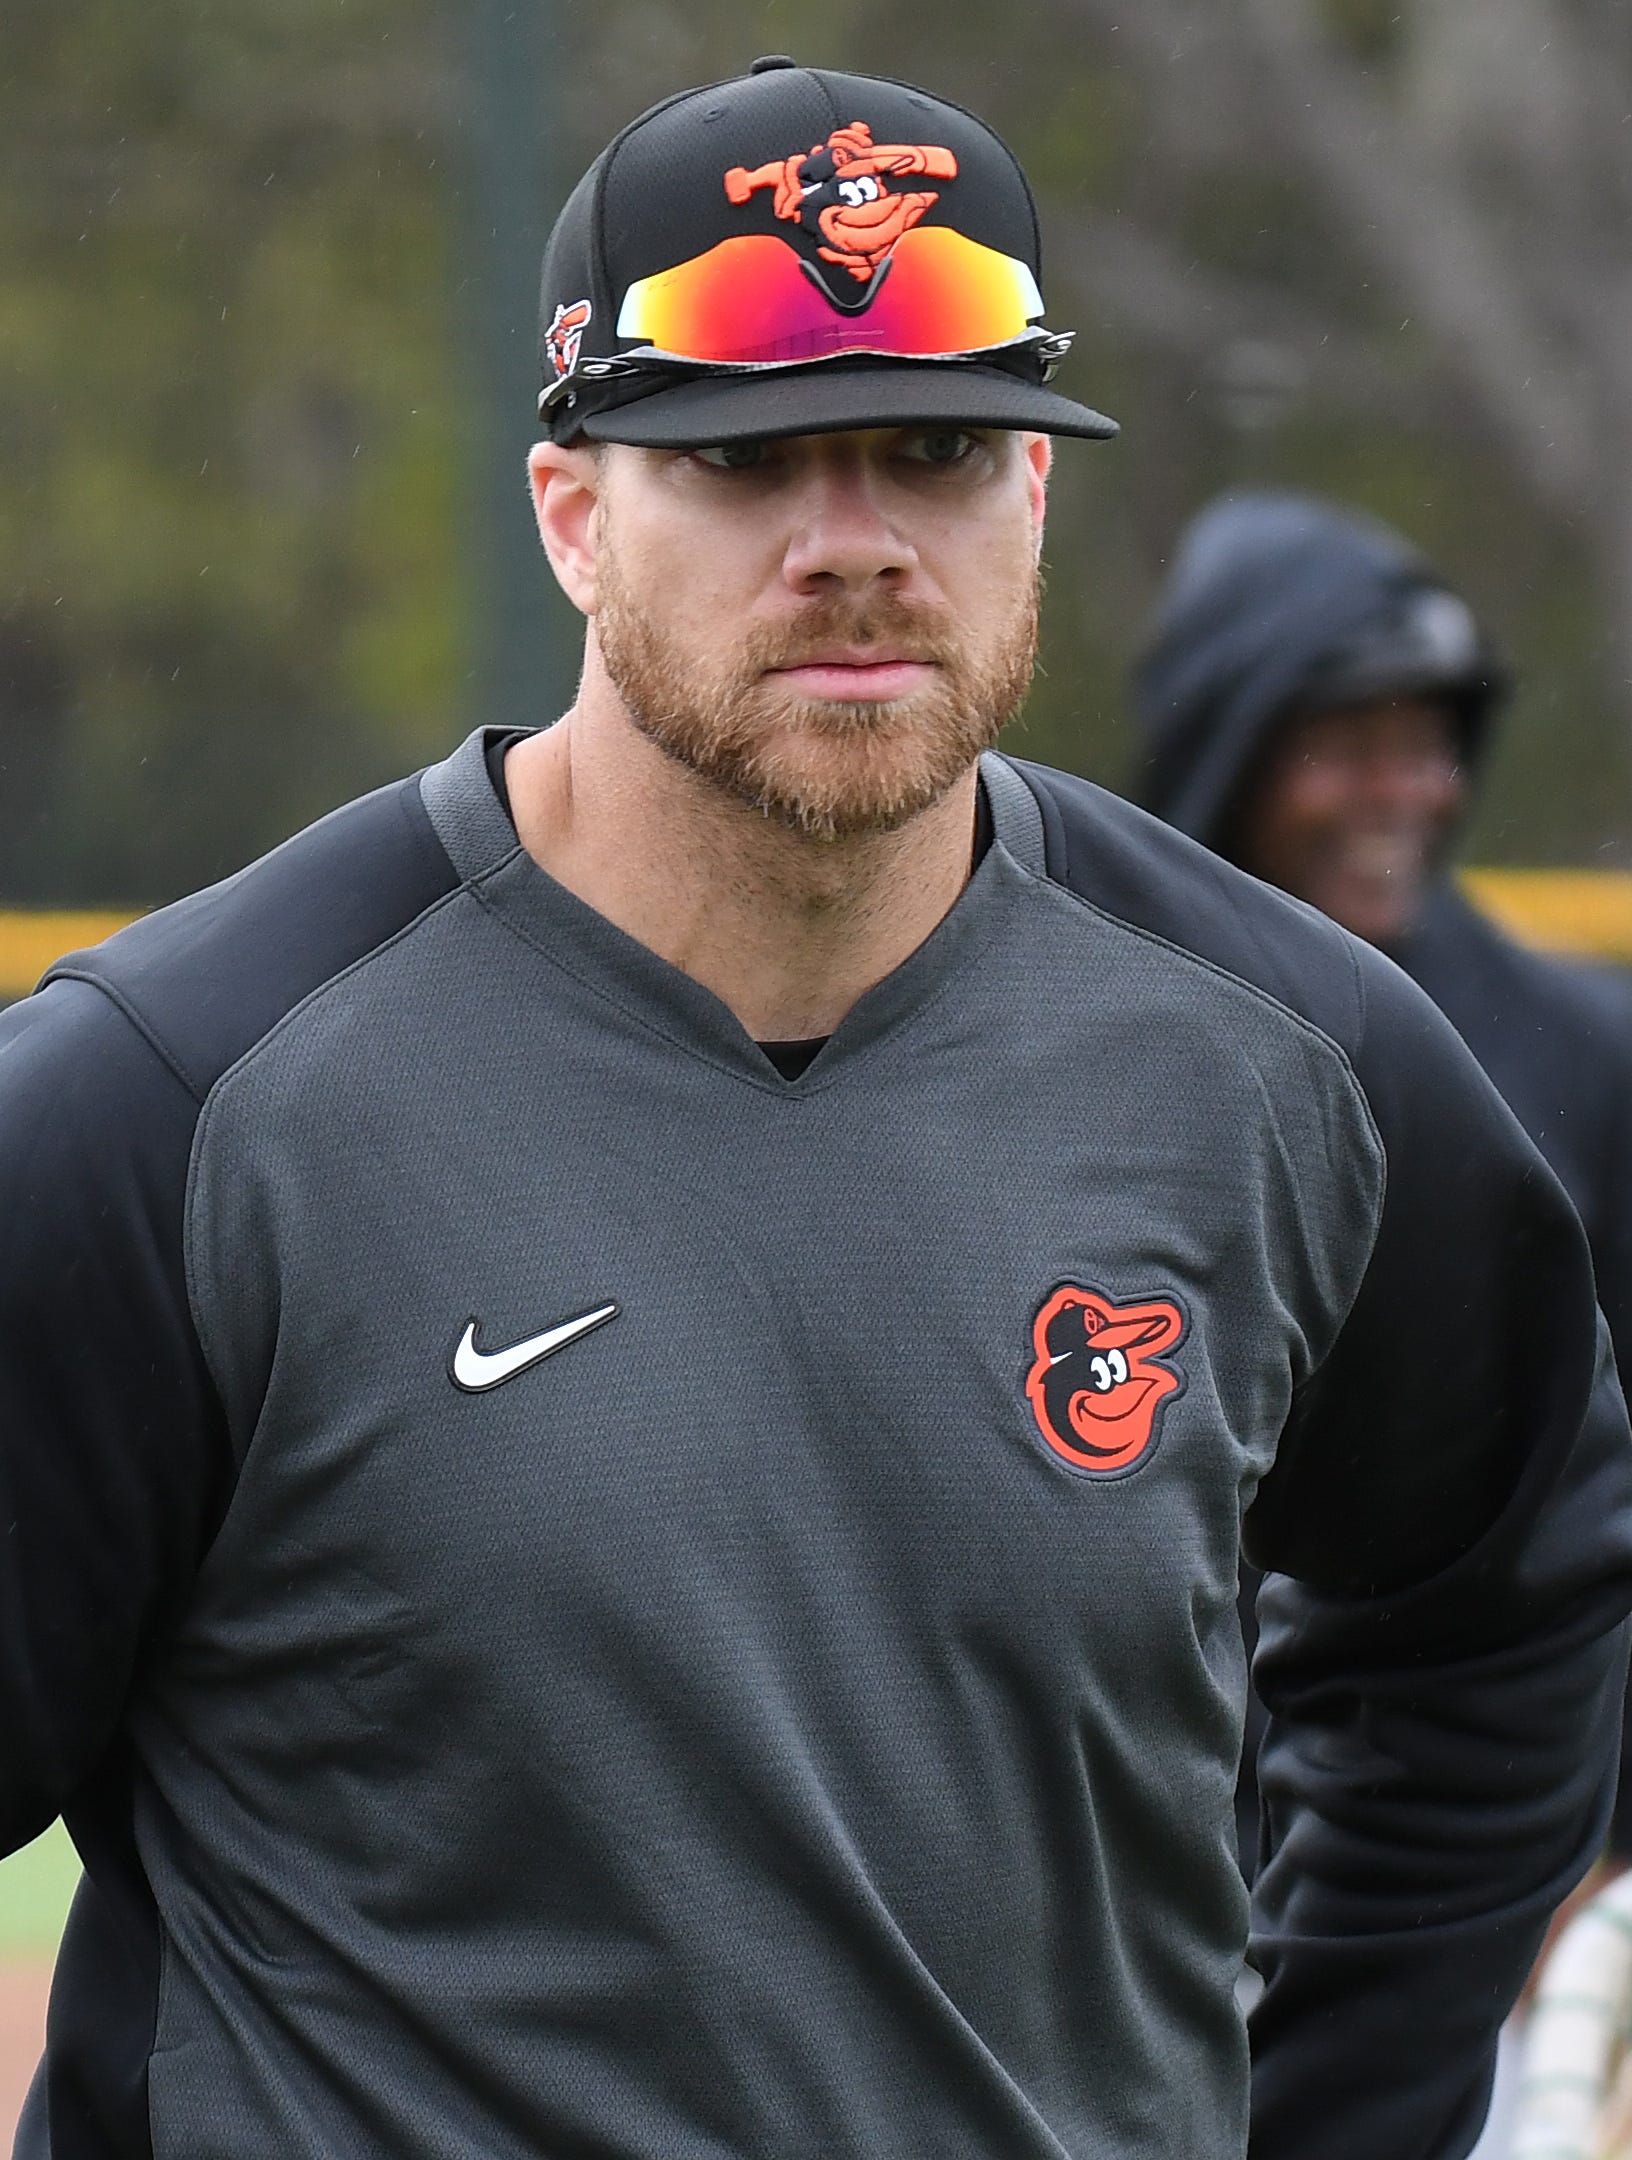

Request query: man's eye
[
  {"left": 693, "top": 441, "right": 772, "bottom": 472},
  {"left": 900, "top": 428, "right": 983, "bottom": 467}
]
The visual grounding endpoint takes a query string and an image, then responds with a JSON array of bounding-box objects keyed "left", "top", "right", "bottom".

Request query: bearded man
[{"left": 3, "top": 58, "right": 1630, "bottom": 2160}]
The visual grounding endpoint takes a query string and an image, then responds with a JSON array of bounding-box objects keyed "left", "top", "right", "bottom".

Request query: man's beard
[{"left": 595, "top": 544, "right": 1040, "bottom": 842}]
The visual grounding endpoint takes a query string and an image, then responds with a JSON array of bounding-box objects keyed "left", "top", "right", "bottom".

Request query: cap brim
[
  {"left": 1297, "top": 656, "right": 1506, "bottom": 716},
  {"left": 577, "top": 360, "right": 1119, "bottom": 448}
]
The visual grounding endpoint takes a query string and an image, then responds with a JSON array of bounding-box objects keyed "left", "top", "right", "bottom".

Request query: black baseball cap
[
  {"left": 1296, "top": 584, "right": 1508, "bottom": 728},
  {"left": 537, "top": 57, "right": 1119, "bottom": 449}
]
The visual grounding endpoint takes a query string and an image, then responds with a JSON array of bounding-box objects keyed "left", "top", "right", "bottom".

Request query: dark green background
[{"left": 4, "top": 0, "right": 1627, "bottom": 908}]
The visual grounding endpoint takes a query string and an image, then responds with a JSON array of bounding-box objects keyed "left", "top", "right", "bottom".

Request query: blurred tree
[
  {"left": 1043, "top": 0, "right": 1632, "bottom": 860},
  {"left": 2, "top": 0, "right": 1627, "bottom": 908},
  {"left": 0, "top": 0, "right": 463, "bottom": 904}
]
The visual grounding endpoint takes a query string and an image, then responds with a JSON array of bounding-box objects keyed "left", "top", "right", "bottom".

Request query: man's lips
[{"left": 765, "top": 653, "right": 939, "bottom": 700}]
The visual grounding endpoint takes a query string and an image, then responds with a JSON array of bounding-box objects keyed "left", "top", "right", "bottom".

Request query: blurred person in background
[
  {"left": 1133, "top": 486, "right": 1632, "bottom": 2149},
  {"left": 1134, "top": 486, "right": 1632, "bottom": 1385}
]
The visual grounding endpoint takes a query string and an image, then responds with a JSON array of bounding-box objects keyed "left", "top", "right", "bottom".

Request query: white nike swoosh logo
[{"left": 449, "top": 1303, "right": 620, "bottom": 1393}]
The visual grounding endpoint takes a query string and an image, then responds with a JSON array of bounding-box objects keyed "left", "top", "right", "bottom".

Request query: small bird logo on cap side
[{"left": 545, "top": 299, "right": 594, "bottom": 380}]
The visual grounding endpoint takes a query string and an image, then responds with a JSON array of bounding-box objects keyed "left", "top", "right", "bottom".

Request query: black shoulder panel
[
  {"left": 4, "top": 768, "right": 459, "bottom": 2160},
  {"left": 1013, "top": 756, "right": 1368, "bottom": 1056},
  {"left": 44, "top": 772, "right": 457, "bottom": 1101}
]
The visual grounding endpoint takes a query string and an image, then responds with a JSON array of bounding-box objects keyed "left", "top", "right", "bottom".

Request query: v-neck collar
[{"left": 420, "top": 729, "right": 1038, "bottom": 1094}]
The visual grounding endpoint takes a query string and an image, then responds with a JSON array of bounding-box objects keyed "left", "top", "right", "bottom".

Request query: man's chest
[{"left": 181, "top": 1010, "right": 1353, "bottom": 1705}]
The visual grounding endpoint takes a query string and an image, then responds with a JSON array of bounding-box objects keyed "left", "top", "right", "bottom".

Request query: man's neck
[{"left": 503, "top": 705, "right": 979, "bottom": 1043}]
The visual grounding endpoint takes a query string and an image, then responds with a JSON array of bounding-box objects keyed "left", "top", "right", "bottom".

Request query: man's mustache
[{"left": 743, "top": 599, "right": 960, "bottom": 673}]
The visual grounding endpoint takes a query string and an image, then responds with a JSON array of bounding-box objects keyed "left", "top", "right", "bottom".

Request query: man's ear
[
  {"left": 528, "top": 441, "right": 602, "bottom": 616},
  {"left": 1023, "top": 432, "right": 1051, "bottom": 555}
]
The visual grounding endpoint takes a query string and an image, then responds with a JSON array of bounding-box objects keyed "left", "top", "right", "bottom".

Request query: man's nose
[{"left": 780, "top": 460, "right": 918, "bottom": 593}]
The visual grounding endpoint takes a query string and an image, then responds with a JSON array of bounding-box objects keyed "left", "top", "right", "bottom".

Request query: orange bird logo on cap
[
  {"left": 725, "top": 121, "right": 958, "bottom": 285},
  {"left": 1024, "top": 1284, "right": 1188, "bottom": 1475}
]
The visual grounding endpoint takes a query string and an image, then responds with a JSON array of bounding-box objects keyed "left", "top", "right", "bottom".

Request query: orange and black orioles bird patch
[
  {"left": 724, "top": 122, "right": 958, "bottom": 290},
  {"left": 1024, "top": 1285, "right": 1188, "bottom": 1476}
]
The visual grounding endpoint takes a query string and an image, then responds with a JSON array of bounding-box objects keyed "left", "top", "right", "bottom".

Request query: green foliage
[
  {"left": 1019, "top": 73, "right": 1141, "bottom": 209},
  {"left": 2, "top": 0, "right": 1625, "bottom": 902},
  {"left": 0, "top": 0, "right": 461, "bottom": 903},
  {"left": 0, "top": 1822, "right": 79, "bottom": 1958},
  {"left": 1319, "top": 0, "right": 1408, "bottom": 67},
  {"left": 1178, "top": 165, "right": 1371, "bottom": 316}
]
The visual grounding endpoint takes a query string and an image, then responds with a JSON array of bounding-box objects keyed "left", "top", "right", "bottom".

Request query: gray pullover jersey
[{"left": 3, "top": 733, "right": 1630, "bottom": 2160}]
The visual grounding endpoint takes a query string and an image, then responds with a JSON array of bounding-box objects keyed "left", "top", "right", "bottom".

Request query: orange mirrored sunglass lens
[{"left": 616, "top": 226, "right": 1046, "bottom": 366}]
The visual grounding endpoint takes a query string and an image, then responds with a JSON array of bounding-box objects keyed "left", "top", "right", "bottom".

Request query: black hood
[{"left": 1130, "top": 491, "right": 1507, "bottom": 849}]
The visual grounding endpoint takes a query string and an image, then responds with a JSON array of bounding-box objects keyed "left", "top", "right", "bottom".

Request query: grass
[{"left": 0, "top": 1823, "right": 80, "bottom": 1959}]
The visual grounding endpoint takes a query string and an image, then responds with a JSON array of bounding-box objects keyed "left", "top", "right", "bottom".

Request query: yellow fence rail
[
  {"left": 1, "top": 873, "right": 1630, "bottom": 1001},
  {"left": 0, "top": 912, "right": 138, "bottom": 1001},
  {"left": 1459, "top": 871, "right": 1632, "bottom": 966}
]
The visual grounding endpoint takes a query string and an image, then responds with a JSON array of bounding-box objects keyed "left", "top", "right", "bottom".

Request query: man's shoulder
[
  {"left": 1011, "top": 754, "right": 1382, "bottom": 1061},
  {"left": 38, "top": 764, "right": 459, "bottom": 1107}
]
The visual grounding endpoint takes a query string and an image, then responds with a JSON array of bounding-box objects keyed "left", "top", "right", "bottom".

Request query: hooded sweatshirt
[{"left": 1134, "top": 488, "right": 1632, "bottom": 1855}]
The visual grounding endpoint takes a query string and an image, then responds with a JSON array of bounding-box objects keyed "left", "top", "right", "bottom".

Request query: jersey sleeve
[
  {"left": 1244, "top": 948, "right": 1632, "bottom": 2160},
  {"left": 1576, "top": 977, "right": 1632, "bottom": 1862},
  {"left": 0, "top": 978, "right": 231, "bottom": 1855},
  {"left": 1580, "top": 974, "right": 1632, "bottom": 1399}
]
